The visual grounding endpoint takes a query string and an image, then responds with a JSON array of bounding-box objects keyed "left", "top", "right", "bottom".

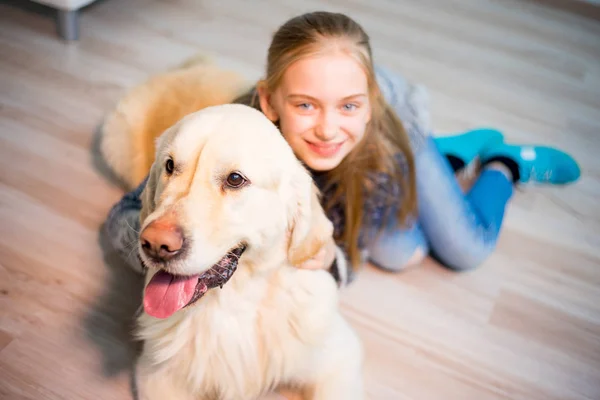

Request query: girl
[{"left": 105, "top": 11, "right": 580, "bottom": 287}]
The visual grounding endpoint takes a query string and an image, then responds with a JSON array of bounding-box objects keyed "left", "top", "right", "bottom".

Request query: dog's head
[{"left": 138, "top": 104, "right": 333, "bottom": 319}]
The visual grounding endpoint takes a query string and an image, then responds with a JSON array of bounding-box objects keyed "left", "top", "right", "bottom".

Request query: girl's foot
[
  {"left": 434, "top": 128, "right": 504, "bottom": 171},
  {"left": 480, "top": 143, "right": 581, "bottom": 184}
]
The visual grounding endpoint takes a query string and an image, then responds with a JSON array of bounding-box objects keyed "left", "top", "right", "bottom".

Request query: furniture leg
[{"left": 57, "top": 9, "right": 79, "bottom": 40}]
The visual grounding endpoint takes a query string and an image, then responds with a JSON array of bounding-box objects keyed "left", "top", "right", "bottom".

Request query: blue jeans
[{"left": 367, "top": 136, "right": 513, "bottom": 271}]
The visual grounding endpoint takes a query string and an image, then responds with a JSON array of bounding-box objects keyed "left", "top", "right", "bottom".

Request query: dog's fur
[
  {"left": 100, "top": 55, "right": 250, "bottom": 190},
  {"left": 134, "top": 104, "right": 364, "bottom": 400}
]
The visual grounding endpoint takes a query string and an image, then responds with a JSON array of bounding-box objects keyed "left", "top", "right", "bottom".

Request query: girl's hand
[{"left": 298, "top": 238, "right": 337, "bottom": 270}]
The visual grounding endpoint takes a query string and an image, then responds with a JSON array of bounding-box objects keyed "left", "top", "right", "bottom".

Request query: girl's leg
[
  {"left": 367, "top": 218, "right": 429, "bottom": 272},
  {"left": 415, "top": 136, "right": 513, "bottom": 270},
  {"left": 366, "top": 138, "right": 513, "bottom": 272}
]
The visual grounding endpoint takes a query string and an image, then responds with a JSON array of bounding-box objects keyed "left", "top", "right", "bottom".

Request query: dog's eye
[
  {"left": 165, "top": 158, "right": 175, "bottom": 175},
  {"left": 225, "top": 172, "right": 247, "bottom": 188}
]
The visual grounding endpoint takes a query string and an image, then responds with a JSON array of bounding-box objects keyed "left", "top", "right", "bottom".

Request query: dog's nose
[{"left": 140, "top": 220, "right": 184, "bottom": 262}]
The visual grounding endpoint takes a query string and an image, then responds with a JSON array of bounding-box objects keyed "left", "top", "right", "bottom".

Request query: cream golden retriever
[{"left": 133, "top": 103, "right": 364, "bottom": 400}]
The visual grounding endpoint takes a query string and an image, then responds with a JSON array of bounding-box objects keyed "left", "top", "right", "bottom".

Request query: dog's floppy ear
[{"left": 287, "top": 169, "right": 334, "bottom": 266}]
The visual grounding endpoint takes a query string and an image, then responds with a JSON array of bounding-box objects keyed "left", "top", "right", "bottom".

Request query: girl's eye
[
  {"left": 342, "top": 103, "right": 358, "bottom": 112},
  {"left": 297, "top": 103, "right": 313, "bottom": 110}
]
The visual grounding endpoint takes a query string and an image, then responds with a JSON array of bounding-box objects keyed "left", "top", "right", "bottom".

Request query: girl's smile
[{"left": 305, "top": 139, "right": 346, "bottom": 158}]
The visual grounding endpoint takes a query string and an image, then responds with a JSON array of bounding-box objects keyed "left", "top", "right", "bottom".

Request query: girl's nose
[{"left": 315, "top": 112, "right": 339, "bottom": 141}]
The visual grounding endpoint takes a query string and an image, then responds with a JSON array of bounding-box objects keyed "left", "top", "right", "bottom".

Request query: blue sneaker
[
  {"left": 434, "top": 128, "right": 504, "bottom": 171},
  {"left": 480, "top": 143, "right": 581, "bottom": 184}
]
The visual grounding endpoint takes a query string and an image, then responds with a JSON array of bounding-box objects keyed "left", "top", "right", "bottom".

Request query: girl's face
[{"left": 259, "top": 52, "right": 372, "bottom": 171}]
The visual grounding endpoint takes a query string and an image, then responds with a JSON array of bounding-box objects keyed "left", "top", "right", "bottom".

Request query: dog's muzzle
[{"left": 142, "top": 244, "right": 247, "bottom": 319}]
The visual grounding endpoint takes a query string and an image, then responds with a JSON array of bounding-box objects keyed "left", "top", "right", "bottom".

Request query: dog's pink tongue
[{"left": 144, "top": 270, "right": 198, "bottom": 319}]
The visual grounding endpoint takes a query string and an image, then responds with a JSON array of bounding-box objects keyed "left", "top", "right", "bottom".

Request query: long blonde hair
[{"left": 238, "top": 11, "right": 417, "bottom": 270}]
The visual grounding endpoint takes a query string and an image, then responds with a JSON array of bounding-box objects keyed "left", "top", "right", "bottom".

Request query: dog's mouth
[{"left": 142, "top": 244, "right": 246, "bottom": 319}]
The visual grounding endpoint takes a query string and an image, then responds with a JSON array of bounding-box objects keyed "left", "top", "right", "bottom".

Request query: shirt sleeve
[
  {"left": 104, "top": 175, "right": 149, "bottom": 273},
  {"left": 327, "top": 243, "right": 360, "bottom": 288},
  {"left": 374, "top": 64, "right": 432, "bottom": 154}
]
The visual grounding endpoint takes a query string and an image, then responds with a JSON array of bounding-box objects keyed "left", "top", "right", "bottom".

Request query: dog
[{"left": 133, "top": 103, "right": 364, "bottom": 400}]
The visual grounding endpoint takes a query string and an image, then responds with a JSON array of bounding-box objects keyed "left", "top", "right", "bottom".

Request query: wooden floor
[{"left": 1, "top": 0, "right": 599, "bottom": 399}]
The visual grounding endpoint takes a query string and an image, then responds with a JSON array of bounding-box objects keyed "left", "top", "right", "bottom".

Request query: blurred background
[{"left": 1, "top": 0, "right": 599, "bottom": 399}]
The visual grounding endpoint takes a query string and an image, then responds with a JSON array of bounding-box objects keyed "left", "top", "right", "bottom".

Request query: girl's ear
[{"left": 257, "top": 83, "right": 280, "bottom": 123}]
